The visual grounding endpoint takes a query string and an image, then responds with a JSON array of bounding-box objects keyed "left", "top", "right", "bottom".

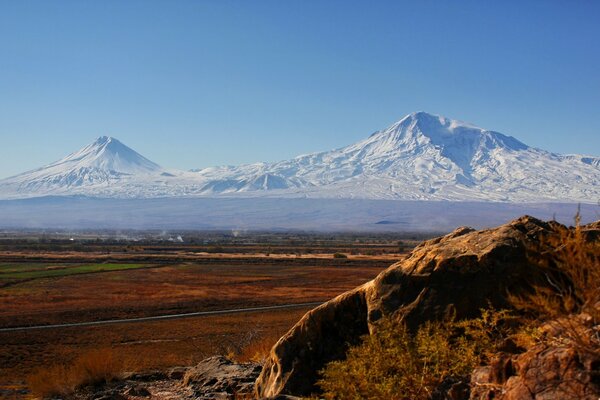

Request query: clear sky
[{"left": 1, "top": 0, "right": 599, "bottom": 178}]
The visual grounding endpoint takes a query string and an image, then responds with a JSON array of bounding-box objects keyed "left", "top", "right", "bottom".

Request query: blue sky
[{"left": 1, "top": 0, "right": 599, "bottom": 178}]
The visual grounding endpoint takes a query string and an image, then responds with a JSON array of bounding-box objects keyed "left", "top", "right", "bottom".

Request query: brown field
[{"left": 0, "top": 235, "right": 410, "bottom": 398}]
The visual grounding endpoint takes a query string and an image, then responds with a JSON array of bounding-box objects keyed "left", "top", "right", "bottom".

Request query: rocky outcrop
[
  {"left": 183, "top": 356, "right": 261, "bottom": 399},
  {"left": 256, "top": 216, "right": 591, "bottom": 397},
  {"left": 470, "top": 345, "right": 600, "bottom": 400},
  {"left": 69, "top": 357, "right": 261, "bottom": 400},
  {"left": 470, "top": 312, "right": 600, "bottom": 400}
]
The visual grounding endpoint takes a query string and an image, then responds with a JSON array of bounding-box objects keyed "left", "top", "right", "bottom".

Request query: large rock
[
  {"left": 183, "top": 356, "right": 261, "bottom": 399},
  {"left": 69, "top": 357, "right": 262, "bottom": 400},
  {"left": 255, "top": 216, "right": 585, "bottom": 397}
]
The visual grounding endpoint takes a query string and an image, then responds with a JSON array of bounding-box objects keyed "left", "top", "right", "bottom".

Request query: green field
[{"left": 0, "top": 263, "right": 152, "bottom": 281}]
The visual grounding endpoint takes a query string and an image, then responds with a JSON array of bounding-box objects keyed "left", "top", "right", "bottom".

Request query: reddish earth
[{"left": 0, "top": 249, "right": 398, "bottom": 398}]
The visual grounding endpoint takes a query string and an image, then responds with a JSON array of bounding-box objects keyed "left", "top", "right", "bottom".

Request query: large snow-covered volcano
[
  {"left": 0, "top": 112, "right": 599, "bottom": 202},
  {"left": 193, "top": 111, "right": 600, "bottom": 202}
]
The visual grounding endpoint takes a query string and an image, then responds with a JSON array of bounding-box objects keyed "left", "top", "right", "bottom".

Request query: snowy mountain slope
[
  {"left": 0, "top": 136, "right": 207, "bottom": 199},
  {"left": 0, "top": 112, "right": 599, "bottom": 202},
  {"left": 192, "top": 112, "right": 600, "bottom": 202}
]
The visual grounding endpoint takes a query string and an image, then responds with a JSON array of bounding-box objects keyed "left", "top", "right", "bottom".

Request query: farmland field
[
  {"left": 0, "top": 232, "right": 418, "bottom": 399},
  {"left": 0, "top": 263, "right": 151, "bottom": 281}
]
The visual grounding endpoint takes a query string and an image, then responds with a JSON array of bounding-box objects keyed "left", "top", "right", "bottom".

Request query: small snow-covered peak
[
  {"left": 94, "top": 135, "right": 113, "bottom": 144},
  {"left": 0, "top": 135, "right": 172, "bottom": 194},
  {"left": 88, "top": 136, "right": 124, "bottom": 150},
  {"left": 35, "top": 136, "right": 164, "bottom": 177},
  {"left": 89, "top": 136, "right": 128, "bottom": 152}
]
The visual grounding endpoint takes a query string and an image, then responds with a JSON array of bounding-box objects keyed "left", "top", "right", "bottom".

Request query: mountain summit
[
  {"left": 193, "top": 111, "right": 600, "bottom": 202},
  {"left": 52, "top": 136, "right": 162, "bottom": 174},
  {"left": 0, "top": 136, "right": 178, "bottom": 198},
  {"left": 1, "top": 112, "right": 599, "bottom": 202}
]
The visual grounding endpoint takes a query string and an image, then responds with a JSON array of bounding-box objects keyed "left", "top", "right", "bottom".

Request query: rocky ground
[{"left": 69, "top": 356, "right": 299, "bottom": 400}]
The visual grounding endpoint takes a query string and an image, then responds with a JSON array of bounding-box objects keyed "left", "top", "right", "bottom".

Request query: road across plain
[{"left": 0, "top": 301, "right": 324, "bottom": 333}]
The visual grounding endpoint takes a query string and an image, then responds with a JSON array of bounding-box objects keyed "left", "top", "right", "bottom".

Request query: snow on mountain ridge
[
  {"left": 0, "top": 112, "right": 598, "bottom": 202},
  {"left": 191, "top": 111, "right": 600, "bottom": 202}
]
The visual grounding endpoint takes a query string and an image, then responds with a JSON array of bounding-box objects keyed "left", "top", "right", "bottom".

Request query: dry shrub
[
  {"left": 318, "top": 310, "right": 511, "bottom": 400},
  {"left": 229, "top": 332, "right": 281, "bottom": 364},
  {"left": 27, "top": 348, "right": 125, "bottom": 398},
  {"left": 235, "top": 335, "right": 279, "bottom": 363},
  {"left": 512, "top": 324, "right": 544, "bottom": 349},
  {"left": 510, "top": 212, "right": 600, "bottom": 353}
]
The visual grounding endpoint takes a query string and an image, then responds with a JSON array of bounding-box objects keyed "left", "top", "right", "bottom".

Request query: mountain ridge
[{"left": 1, "top": 112, "right": 599, "bottom": 202}]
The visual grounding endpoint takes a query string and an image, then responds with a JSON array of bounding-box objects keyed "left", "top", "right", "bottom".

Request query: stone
[
  {"left": 255, "top": 216, "right": 600, "bottom": 397},
  {"left": 183, "top": 355, "right": 261, "bottom": 399}
]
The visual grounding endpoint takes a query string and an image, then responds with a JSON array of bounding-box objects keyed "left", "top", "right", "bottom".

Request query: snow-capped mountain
[
  {"left": 1, "top": 112, "right": 599, "bottom": 202},
  {"left": 0, "top": 136, "right": 205, "bottom": 199},
  {"left": 192, "top": 112, "right": 600, "bottom": 202}
]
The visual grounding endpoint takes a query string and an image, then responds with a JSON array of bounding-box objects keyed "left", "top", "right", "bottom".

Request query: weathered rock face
[
  {"left": 255, "top": 216, "right": 581, "bottom": 397},
  {"left": 472, "top": 346, "right": 600, "bottom": 400},
  {"left": 257, "top": 288, "right": 371, "bottom": 397},
  {"left": 470, "top": 312, "right": 600, "bottom": 400},
  {"left": 183, "top": 356, "right": 261, "bottom": 399},
  {"left": 70, "top": 357, "right": 262, "bottom": 400}
]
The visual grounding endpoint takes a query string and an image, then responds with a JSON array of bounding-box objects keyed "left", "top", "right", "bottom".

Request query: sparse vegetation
[
  {"left": 318, "top": 309, "right": 513, "bottom": 400},
  {"left": 318, "top": 215, "right": 600, "bottom": 400},
  {"left": 234, "top": 333, "right": 280, "bottom": 364},
  {"left": 509, "top": 213, "right": 600, "bottom": 356},
  {"left": 27, "top": 348, "right": 125, "bottom": 398},
  {"left": 221, "top": 327, "right": 283, "bottom": 364},
  {"left": 0, "top": 255, "right": 385, "bottom": 395}
]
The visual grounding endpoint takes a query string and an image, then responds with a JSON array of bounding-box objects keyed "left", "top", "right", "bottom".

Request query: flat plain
[{"left": 0, "top": 232, "right": 416, "bottom": 398}]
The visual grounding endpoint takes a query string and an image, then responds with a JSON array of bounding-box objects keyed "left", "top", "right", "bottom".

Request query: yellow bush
[{"left": 318, "top": 310, "right": 511, "bottom": 400}]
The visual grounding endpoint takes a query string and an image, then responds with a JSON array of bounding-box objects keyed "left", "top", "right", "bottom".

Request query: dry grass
[
  {"left": 233, "top": 332, "right": 283, "bottom": 364},
  {"left": 510, "top": 212, "right": 600, "bottom": 354},
  {"left": 513, "top": 213, "right": 600, "bottom": 317},
  {"left": 27, "top": 348, "right": 125, "bottom": 398},
  {"left": 0, "top": 307, "right": 310, "bottom": 397}
]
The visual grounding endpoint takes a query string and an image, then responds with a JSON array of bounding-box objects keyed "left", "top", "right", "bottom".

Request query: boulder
[
  {"left": 255, "top": 216, "right": 588, "bottom": 397},
  {"left": 183, "top": 355, "right": 261, "bottom": 399}
]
